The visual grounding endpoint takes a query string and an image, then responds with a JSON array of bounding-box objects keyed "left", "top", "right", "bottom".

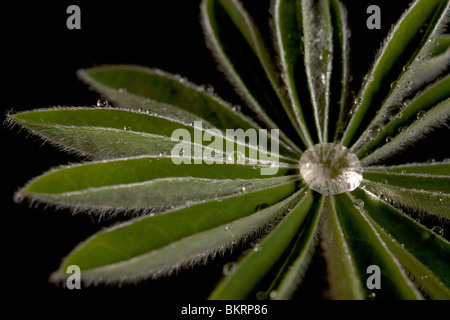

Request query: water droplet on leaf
[
  {"left": 255, "top": 203, "right": 269, "bottom": 212},
  {"left": 241, "top": 182, "right": 254, "bottom": 192},
  {"left": 97, "top": 98, "right": 109, "bottom": 108},
  {"left": 416, "top": 110, "right": 426, "bottom": 120},
  {"left": 398, "top": 126, "right": 406, "bottom": 133},
  {"left": 222, "top": 262, "right": 238, "bottom": 276},
  {"left": 354, "top": 199, "right": 364, "bottom": 209},
  {"left": 299, "top": 143, "right": 363, "bottom": 195}
]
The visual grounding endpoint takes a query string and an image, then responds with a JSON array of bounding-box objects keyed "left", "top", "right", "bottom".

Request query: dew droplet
[
  {"left": 416, "top": 110, "right": 426, "bottom": 120},
  {"left": 367, "top": 125, "right": 382, "bottom": 138},
  {"left": 223, "top": 262, "right": 238, "bottom": 276},
  {"left": 390, "top": 81, "right": 397, "bottom": 89},
  {"left": 354, "top": 199, "right": 364, "bottom": 209},
  {"left": 241, "top": 182, "right": 254, "bottom": 192},
  {"left": 203, "top": 84, "right": 214, "bottom": 94},
  {"left": 269, "top": 291, "right": 278, "bottom": 299},
  {"left": 123, "top": 126, "right": 131, "bottom": 131},
  {"left": 320, "top": 74, "right": 326, "bottom": 85},
  {"left": 431, "top": 226, "right": 444, "bottom": 236},
  {"left": 385, "top": 136, "right": 393, "bottom": 143},
  {"left": 97, "top": 98, "right": 109, "bottom": 108},
  {"left": 255, "top": 203, "right": 269, "bottom": 212},
  {"left": 232, "top": 105, "right": 241, "bottom": 112}
]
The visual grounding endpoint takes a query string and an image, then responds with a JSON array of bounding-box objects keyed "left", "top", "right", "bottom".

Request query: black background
[{"left": 1, "top": 0, "right": 448, "bottom": 303}]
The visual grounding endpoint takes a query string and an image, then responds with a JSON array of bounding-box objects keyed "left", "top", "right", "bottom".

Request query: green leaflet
[
  {"left": 273, "top": 0, "right": 314, "bottom": 147},
  {"left": 366, "top": 161, "right": 450, "bottom": 176},
  {"left": 79, "top": 65, "right": 302, "bottom": 159},
  {"left": 262, "top": 194, "right": 322, "bottom": 300},
  {"left": 341, "top": 0, "right": 449, "bottom": 147},
  {"left": 79, "top": 65, "right": 256, "bottom": 133},
  {"left": 22, "top": 176, "right": 298, "bottom": 214},
  {"left": 300, "top": 0, "right": 333, "bottom": 143},
  {"left": 51, "top": 180, "right": 298, "bottom": 283},
  {"left": 329, "top": 0, "right": 350, "bottom": 143},
  {"left": 361, "top": 167, "right": 450, "bottom": 217},
  {"left": 9, "top": 107, "right": 297, "bottom": 164},
  {"left": 10, "top": 107, "right": 194, "bottom": 158},
  {"left": 209, "top": 188, "right": 314, "bottom": 299},
  {"left": 363, "top": 170, "right": 450, "bottom": 193},
  {"left": 360, "top": 180, "right": 450, "bottom": 218},
  {"left": 16, "top": 156, "right": 297, "bottom": 212},
  {"left": 334, "top": 193, "right": 422, "bottom": 299},
  {"left": 321, "top": 196, "right": 365, "bottom": 299},
  {"left": 352, "top": 189, "right": 450, "bottom": 299}
]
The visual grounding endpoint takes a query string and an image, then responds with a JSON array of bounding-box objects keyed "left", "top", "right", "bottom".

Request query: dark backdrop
[{"left": 1, "top": 0, "right": 447, "bottom": 300}]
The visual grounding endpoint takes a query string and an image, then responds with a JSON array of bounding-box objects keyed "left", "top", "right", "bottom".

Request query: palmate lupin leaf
[{"left": 8, "top": 0, "right": 450, "bottom": 299}]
